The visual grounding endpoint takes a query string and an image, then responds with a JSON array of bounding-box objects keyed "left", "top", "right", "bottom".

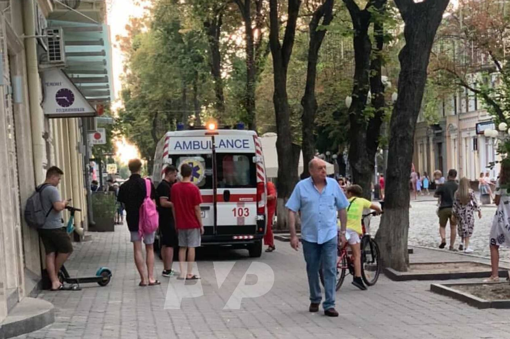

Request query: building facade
[
  {"left": 413, "top": 84, "right": 499, "bottom": 183},
  {"left": 0, "top": 0, "right": 112, "bottom": 336}
]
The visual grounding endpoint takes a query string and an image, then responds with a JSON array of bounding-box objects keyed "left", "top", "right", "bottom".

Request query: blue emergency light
[
  {"left": 176, "top": 122, "right": 184, "bottom": 131},
  {"left": 237, "top": 122, "right": 245, "bottom": 130}
]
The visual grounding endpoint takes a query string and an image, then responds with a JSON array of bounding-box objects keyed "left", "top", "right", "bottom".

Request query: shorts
[
  {"left": 160, "top": 222, "right": 178, "bottom": 247},
  {"left": 346, "top": 229, "right": 361, "bottom": 245},
  {"left": 130, "top": 231, "right": 156, "bottom": 245},
  {"left": 438, "top": 208, "right": 455, "bottom": 227},
  {"left": 38, "top": 227, "right": 73, "bottom": 255},
  {"left": 178, "top": 228, "right": 201, "bottom": 248}
]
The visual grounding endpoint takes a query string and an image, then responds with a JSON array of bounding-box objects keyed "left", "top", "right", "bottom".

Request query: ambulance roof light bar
[
  {"left": 176, "top": 122, "right": 185, "bottom": 131},
  {"left": 205, "top": 118, "right": 219, "bottom": 136},
  {"left": 237, "top": 122, "right": 245, "bottom": 130}
]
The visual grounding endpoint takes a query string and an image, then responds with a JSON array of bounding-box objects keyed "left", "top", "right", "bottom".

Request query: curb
[{"left": 0, "top": 298, "right": 54, "bottom": 339}]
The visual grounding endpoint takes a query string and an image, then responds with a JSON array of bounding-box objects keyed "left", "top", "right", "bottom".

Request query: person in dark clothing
[
  {"left": 434, "top": 169, "right": 459, "bottom": 250},
  {"left": 157, "top": 165, "right": 179, "bottom": 277},
  {"left": 117, "top": 159, "right": 159, "bottom": 286}
]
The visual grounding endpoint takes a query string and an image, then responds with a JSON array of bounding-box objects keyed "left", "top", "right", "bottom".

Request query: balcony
[{"left": 50, "top": 0, "right": 106, "bottom": 25}]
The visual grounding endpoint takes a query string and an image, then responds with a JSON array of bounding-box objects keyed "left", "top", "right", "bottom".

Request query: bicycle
[{"left": 320, "top": 211, "right": 382, "bottom": 291}]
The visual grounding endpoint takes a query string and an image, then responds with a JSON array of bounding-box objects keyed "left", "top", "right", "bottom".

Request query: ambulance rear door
[{"left": 215, "top": 135, "right": 258, "bottom": 238}]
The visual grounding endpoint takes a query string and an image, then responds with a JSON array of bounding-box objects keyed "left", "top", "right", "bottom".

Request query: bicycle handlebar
[
  {"left": 362, "top": 211, "right": 383, "bottom": 218},
  {"left": 66, "top": 206, "right": 81, "bottom": 212}
]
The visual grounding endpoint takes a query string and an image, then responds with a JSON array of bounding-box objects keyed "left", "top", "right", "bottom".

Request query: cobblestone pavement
[
  {"left": 13, "top": 224, "right": 510, "bottom": 339},
  {"left": 370, "top": 197, "right": 508, "bottom": 260}
]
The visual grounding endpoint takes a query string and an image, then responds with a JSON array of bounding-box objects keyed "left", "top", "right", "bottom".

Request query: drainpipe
[
  {"left": 23, "top": 0, "right": 46, "bottom": 184},
  {"left": 69, "top": 119, "right": 84, "bottom": 237},
  {"left": 82, "top": 118, "right": 94, "bottom": 227}
]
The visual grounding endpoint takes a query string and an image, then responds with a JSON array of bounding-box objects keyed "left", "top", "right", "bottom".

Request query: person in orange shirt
[{"left": 264, "top": 181, "right": 277, "bottom": 252}]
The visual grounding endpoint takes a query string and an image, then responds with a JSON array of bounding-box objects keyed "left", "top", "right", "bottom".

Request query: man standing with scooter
[{"left": 38, "top": 166, "right": 73, "bottom": 291}]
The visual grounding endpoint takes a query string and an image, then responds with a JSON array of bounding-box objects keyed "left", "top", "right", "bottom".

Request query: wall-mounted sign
[
  {"left": 107, "top": 164, "right": 117, "bottom": 174},
  {"left": 89, "top": 128, "right": 106, "bottom": 145},
  {"left": 41, "top": 69, "right": 96, "bottom": 118},
  {"left": 476, "top": 121, "right": 495, "bottom": 135}
]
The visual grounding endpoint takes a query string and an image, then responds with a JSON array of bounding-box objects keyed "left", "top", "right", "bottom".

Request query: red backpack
[{"left": 138, "top": 179, "right": 158, "bottom": 238}]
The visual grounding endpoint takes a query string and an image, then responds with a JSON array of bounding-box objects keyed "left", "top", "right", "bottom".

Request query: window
[
  {"left": 217, "top": 154, "right": 256, "bottom": 188},
  {"left": 473, "top": 137, "right": 478, "bottom": 151},
  {"left": 174, "top": 154, "right": 213, "bottom": 189}
]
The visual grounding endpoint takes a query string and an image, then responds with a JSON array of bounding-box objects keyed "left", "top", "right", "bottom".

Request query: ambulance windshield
[
  {"left": 217, "top": 154, "right": 256, "bottom": 188},
  {"left": 173, "top": 153, "right": 256, "bottom": 189}
]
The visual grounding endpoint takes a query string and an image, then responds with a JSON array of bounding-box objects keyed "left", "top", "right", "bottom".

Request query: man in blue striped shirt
[{"left": 286, "top": 158, "right": 348, "bottom": 317}]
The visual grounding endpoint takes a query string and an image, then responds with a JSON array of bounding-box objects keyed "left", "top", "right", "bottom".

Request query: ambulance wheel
[{"left": 249, "top": 241, "right": 262, "bottom": 258}]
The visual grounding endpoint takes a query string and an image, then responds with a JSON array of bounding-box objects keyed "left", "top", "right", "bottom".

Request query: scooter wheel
[{"left": 97, "top": 270, "right": 112, "bottom": 287}]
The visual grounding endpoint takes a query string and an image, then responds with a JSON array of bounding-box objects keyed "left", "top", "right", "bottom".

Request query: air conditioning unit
[{"left": 44, "top": 28, "right": 66, "bottom": 67}]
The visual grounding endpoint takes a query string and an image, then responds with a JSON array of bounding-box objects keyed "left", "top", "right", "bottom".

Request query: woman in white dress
[{"left": 485, "top": 161, "right": 510, "bottom": 282}]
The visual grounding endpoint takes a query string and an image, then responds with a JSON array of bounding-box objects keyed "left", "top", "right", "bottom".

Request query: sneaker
[
  {"left": 352, "top": 277, "right": 367, "bottom": 291},
  {"left": 464, "top": 247, "right": 474, "bottom": 253},
  {"left": 458, "top": 244, "right": 464, "bottom": 251},
  {"left": 162, "top": 269, "right": 177, "bottom": 277}
]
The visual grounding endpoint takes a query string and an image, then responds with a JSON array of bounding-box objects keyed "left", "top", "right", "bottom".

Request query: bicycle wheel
[
  {"left": 361, "top": 237, "right": 381, "bottom": 286},
  {"left": 336, "top": 255, "right": 347, "bottom": 291},
  {"left": 319, "top": 254, "right": 348, "bottom": 291}
]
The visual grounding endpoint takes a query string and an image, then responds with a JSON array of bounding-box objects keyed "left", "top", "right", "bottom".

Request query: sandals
[
  {"left": 265, "top": 246, "right": 276, "bottom": 253},
  {"left": 177, "top": 275, "right": 201, "bottom": 280},
  {"left": 51, "top": 284, "right": 80, "bottom": 291},
  {"left": 483, "top": 276, "right": 500, "bottom": 283},
  {"left": 139, "top": 282, "right": 148, "bottom": 287},
  {"left": 149, "top": 280, "right": 161, "bottom": 286}
]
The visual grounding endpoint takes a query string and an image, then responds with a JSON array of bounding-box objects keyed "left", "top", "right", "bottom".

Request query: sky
[
  {"left": 107, "top": 0, "right": 147, "bottom": 107},
  {"left": 106, "top": 0, "right": 147, "bottom": 161}
]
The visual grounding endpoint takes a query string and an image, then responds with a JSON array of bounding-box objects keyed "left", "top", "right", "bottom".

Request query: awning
[
  {"left": 260, "top": 133, "right": 335, "bottom": 178},
  {"left": 48, "top": 20, "right": 114, "bottom": 105}
]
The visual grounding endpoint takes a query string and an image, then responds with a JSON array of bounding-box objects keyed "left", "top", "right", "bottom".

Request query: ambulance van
[{"left": 153, "top": 126, "right": 268, "bottom": 257}]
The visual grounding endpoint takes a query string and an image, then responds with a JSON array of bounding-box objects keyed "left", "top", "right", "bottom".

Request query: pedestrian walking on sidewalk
[
  {"left": 286, "top": 158, "right": 349, "bottom": 317},
  {"left": 452, "top": 177, "right": 481, "bottom": 253},
  {"left": 423, "top": 172, "right": 430, "bottom": 195},
  {"left": 264, "top": 181, "right": 277, "bottom": 252},
  {"left": 157, "top": 165, "right": 179, "bottom": 277},
  {"left": 434, "top": 169, "right": 458, "bottom": 250},
  {"left": 416, "top": 172, "right": 422, "bottom": 196},
  {"left": 171, "top": 163, "right": 203, "bottom": 281},
  {"left": 117, "top": 159, "right": 160, "bottom": 287},
  {"left": 485, "top": 160, "right": 510, "bottom": 283},
  {"left": 379, "top": 174, "right": 385, "bottom": 200}
]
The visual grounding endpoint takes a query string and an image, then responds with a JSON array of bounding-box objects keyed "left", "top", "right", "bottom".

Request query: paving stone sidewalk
[{"left": 13, "top": 224, "right": 510, "bottom": 339}]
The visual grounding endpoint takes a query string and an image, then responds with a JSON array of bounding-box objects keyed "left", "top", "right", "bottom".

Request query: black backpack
[{"left": 24, "top": 184, "right": 53, "bottom": 229}]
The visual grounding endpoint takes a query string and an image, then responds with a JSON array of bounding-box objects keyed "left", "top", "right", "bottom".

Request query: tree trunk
[
  {"left": 366, "top": 0, "right": 387, "bottom": 190},
  {"left": 181, "top": 81, "right": 188, "bottom": 125},
  {"left": 376, "top": 0, "right": 450, "bottom": 271},
  {"left": 275, "top": 144, "right": 301, "bottom": 230},
  {"left": 193, "top": 72, "right": 201, "bottom": 127},
  {"left": 269, "top": 0, "right": 302, "bottom": 230},
  {"left": 344, "top": 1, "right": 372, "bottom": 199},
  {"left": 204, "top": 11, "right": 225, "bottom": 116},
  {"left": 301, "top": 0, "right": 334, "bottom": 178}
]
